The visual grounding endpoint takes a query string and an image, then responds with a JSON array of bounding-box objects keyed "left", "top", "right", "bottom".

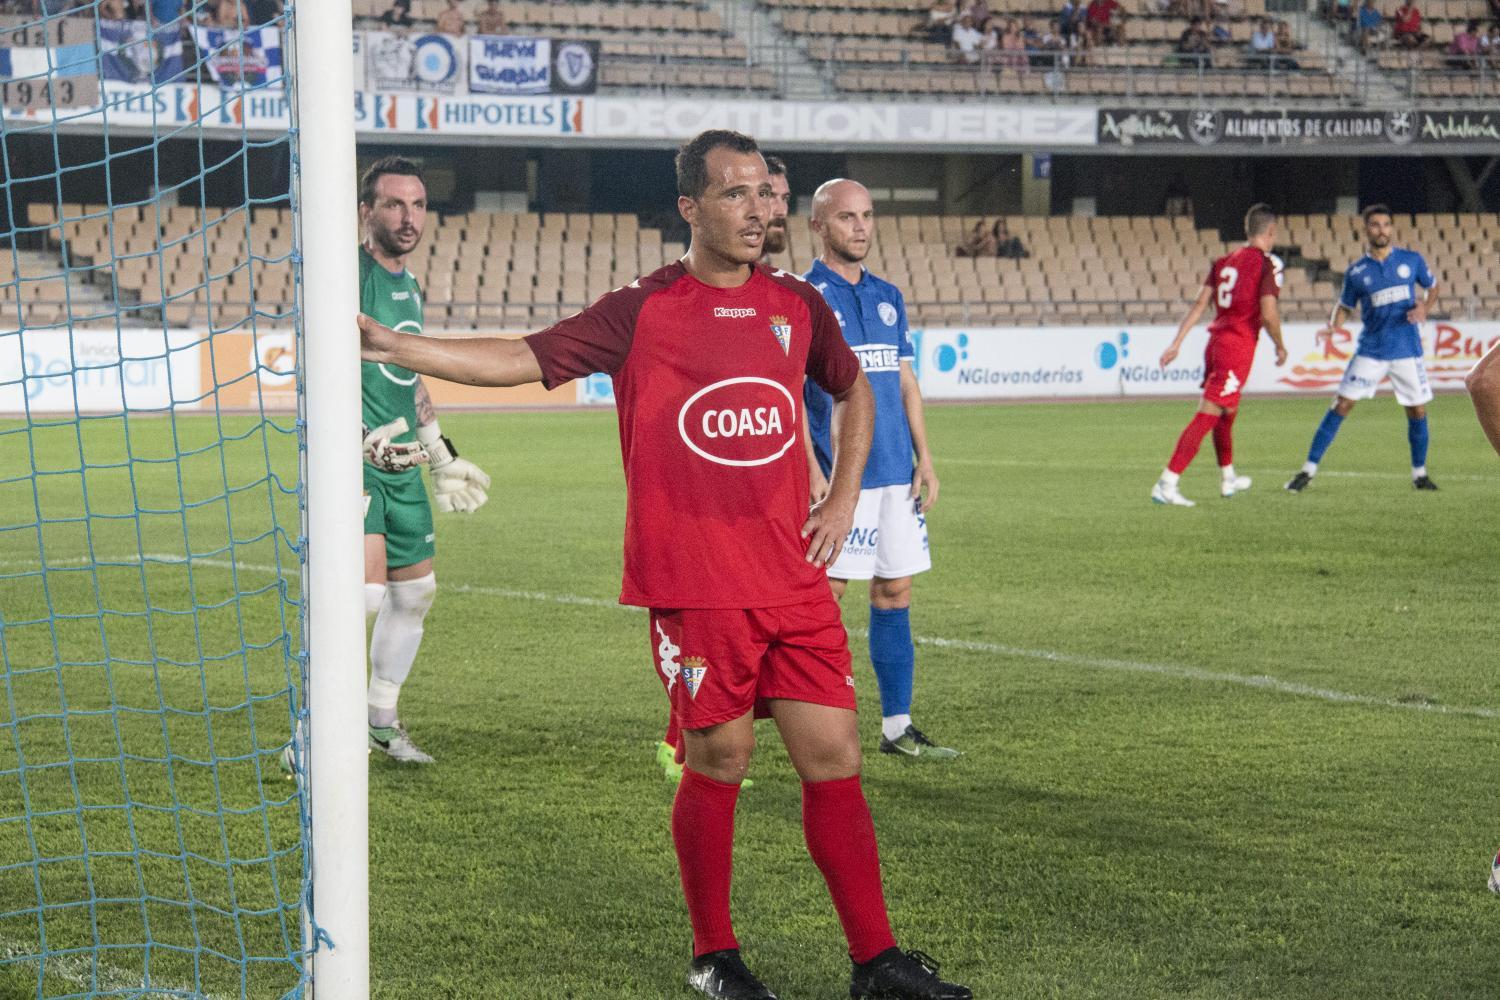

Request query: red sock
[
  {"left": 1213, "top": 409, "right": 1238, "bottom": 467},
  {"left": 1167, "top": 412, "right": 1220, "bottom": 475},
  {"left": 802, "top": 775, "right": 898, "bottom": 964},
  {"left": 673, "top": 768, "right": 740, "bottom": 957},
  {"left": 664, "top": 712, "right": 681, "bottom": 752}
]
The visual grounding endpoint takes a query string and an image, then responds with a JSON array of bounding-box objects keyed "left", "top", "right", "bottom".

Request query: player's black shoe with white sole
[
  {"left": 687, "top": 949, "right": 778, "bottom": 999},
  {"left": 1284, "top": 471, "right": 1312, "bottom": 493},
  {"left": 1413, "top": 475, "right": 1439, "bottom": 491},
  {"left": 850, "top": 947, "right": 972, "bottom": 1000}
]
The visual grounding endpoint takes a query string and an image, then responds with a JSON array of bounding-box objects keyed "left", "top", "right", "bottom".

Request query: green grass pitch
[{"left": 1, "top": 393, "right": 1497, "bottom": 999}]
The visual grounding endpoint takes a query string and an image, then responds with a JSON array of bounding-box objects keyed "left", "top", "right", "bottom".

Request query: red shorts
[
  {"left": 1201, "top": 336, "right": 1255, "bottom": 408},
  {"left": 648, "top": 597, "right": 857, "bottom": 731}
]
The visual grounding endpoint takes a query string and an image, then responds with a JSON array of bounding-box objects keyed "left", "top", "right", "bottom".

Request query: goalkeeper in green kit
[{"left": 357, "top": 156, "right": 491, "bottom": 763}]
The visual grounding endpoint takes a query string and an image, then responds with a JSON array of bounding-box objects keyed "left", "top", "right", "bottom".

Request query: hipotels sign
[{"left": 909, "top": 322, "right": 1500, "bottom": 400}]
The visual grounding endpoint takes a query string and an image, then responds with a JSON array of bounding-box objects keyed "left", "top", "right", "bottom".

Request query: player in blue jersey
[
  {"left": 1286, "top": 205, "right": 1441, "bottom": 492},
  {"left": 802, "top": 179, "right": 957, "bottom": 761}
]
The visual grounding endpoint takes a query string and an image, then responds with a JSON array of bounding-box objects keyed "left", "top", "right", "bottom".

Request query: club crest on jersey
[
  {"left": 769, "top": 315, "right": 792, "bottom": 355},
  {"left": 680, "top": 656, "right": 709, "bottom": 699}
]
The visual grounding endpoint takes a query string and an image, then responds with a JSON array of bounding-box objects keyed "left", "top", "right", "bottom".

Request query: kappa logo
[
  {"left": 714, "top": 307, "right": 757, "bottom": 318},
  {"left": 654, "top": 621, "right": 681, "bottom": 692},
  {"left": 769, "top": 314, "right": 792, "bottom": 354},
  {"left": 391, "top": 291, "right": 410, "bottom": 301},
  {"left": 1222, "top": 370, "right": 1242, "bottom": 397},
  {"left": 680, "top": 656, "right": 709, "bottom": 699}
]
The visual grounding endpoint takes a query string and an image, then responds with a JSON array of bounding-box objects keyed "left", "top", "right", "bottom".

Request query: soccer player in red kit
[
  {"left": 1151, "top": 203, "right": 1289, "bottom": 507},
  {"left": 359, "top": 130, "right": 971, "bottom": 1000}
]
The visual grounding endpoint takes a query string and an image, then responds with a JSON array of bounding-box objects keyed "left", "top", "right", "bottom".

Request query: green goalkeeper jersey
[{"left": 360, "top": 245, "right": 425, "bottom": 483}]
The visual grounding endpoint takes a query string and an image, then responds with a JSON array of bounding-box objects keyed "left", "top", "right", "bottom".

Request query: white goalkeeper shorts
[
  {"left": 829, "top": 483, "right": 931, "bottom": 582},
  {"left": 1337, "top": 354, "right": 1433, "bottom": 406}
]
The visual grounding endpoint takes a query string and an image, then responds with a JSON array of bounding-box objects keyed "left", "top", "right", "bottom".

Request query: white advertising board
[
  {"left": 910, "top": 321, "right": 1500, "bottom": 400},
  {"left": 0, "top": 328, "right": 203, "bottom": 413}
]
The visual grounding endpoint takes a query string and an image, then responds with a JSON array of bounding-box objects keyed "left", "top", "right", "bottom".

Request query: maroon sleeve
[
  {"left": 1203, "top": 258, "right": 1219, "bottom": 290},
  {"left": 804, "top": 292, "right": 860, "bottom": 396},
  {"left": 1257, "top": 253, "right": 1281, "bottom": 299},
  {"left": 523, "top": 280, "right": 653, "bottom": 390}
]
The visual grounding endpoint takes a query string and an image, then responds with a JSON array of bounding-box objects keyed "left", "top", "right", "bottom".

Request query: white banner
[
  {"left": 366, "top": 31, "right": 464, "bottom": 94},
  {"left": 0, "top": 329, "right": 202, "bottom": 413},
  {"left": 910, "top": 321, "right": 1500, "bottom": 400},
  {"left": 589, "top": 98, "right": 1098, "bottom": 148},
  {"left": 467, "top": 35, "right": 551, "bottom": 95}
]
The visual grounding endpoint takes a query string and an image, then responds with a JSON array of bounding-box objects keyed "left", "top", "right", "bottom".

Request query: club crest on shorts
[
  {"left": 768, "top": 315, "right": 792, "bottom": 355},
  {"left": 680, "top": 656, "right": 710, "bottom": 699}
]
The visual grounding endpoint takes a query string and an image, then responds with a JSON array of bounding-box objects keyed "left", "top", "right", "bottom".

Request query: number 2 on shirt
[{"left": 1216, "top": 266, "right": 1239, "bottom": 309}]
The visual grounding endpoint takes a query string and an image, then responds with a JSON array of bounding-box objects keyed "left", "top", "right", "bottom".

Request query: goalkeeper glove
[
  {"left": 417, "top": 422, "right": 491, "bottom": 513},
  {"left": 362, "top": 417, "right": 428, "bottom": 473}
]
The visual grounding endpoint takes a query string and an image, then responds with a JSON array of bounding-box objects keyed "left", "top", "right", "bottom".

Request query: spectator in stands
[
  {"left": 967, "top": 0, "right": 995, "bottom": 31},
  {"left": 1482, "top": 21, "right": 1500, "bottom": 56},
  {"left": 1356, "top": 0, "right": 1385, "bottom": 51},
  {"left": 378, "top": 0, "right": 414, "bottom": 28},
  {"left": 1273, "top": 19, "right": 1300, "bottom": 65},
  {"left": 998, "top": 18, "right": 1028, "bottom": 67},
  {"left": 993, "top": 219, "right": 1028, "bottom": 259},
  {"left": 1163, "top": 176, "right": 1193, "bottom": 217},
  {"left": 210, "top": 0, "right": 243, "bottom": 26},
  {"left": 1210, "top": 13, "right": 1234, "bottom": 43},
  {"left": 1392, "top": 0, "right": 1426, "bottom": 47},
  {"left": 99, "top": 0, "right": 126, "bottom": 17},
  {"left": 1174, "top": 16, "right": 1213, "bottom": 65},
  {"left": 476, "top": 0, "right": 505, "bottom": 34},
  {"left": 917, "top": 0, "right": 962, "bottom": 42},
  {"left": 1248, "top": 17, "right": 1277, "bottom": 63},
  {"left": 951, "top": 13, "right": 985, "bottom": 62},
  {"left": 956, "top": 221, "right": 998, "bottom": 258},
  {"left": 1058, "top": 0, "right": 1083, "bottom": 45},
  {"left": 435, "top": 0, "right": 466, "bottom": 34},
  {"left": 149, "top": 0, "right": 181, "bottom": 26},
  {"left": 1447, "top": 18, "right": 1481, "bottom": 65},
  {"left": 1085, "top": 0, "right": 1125, "bottom": 45}
]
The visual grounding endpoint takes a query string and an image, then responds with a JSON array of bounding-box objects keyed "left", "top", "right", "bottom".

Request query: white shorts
[
  {"left": 829, "top": 483, "right": 931, "bottom": 582},
  {"left": 1337, "top": 355, "right": 1433, "bottom": 406}
]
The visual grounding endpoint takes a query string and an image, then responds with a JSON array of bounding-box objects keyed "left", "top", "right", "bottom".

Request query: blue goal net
[{"left": 0, "top": 2, "right": 311, "bottom": 996}]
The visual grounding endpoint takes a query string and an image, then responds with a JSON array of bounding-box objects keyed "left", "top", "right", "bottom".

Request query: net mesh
[{"left": 0, "top": 2, "right": 310, "bottom": 996}]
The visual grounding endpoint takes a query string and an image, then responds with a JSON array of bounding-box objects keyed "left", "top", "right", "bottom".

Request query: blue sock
[
  {"left": 867, "top": 606, "right": 914, "bottom": 718},
  {"left": 1307, "top": 409, "right": 1345, "bottom": 464},
  {"left": 1407, "top": 415, "right": 1429, "bottom": 469}
]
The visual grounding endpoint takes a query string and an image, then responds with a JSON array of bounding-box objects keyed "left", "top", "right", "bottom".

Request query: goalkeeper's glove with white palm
[
  {"left": 417, "top": 423, "right": 490, "bottom": 513},
  {"left": 362, "top": 417, "right": 428, "bottom": 473}
]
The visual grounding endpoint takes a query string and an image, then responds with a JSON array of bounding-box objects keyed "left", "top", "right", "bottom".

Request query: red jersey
[
  {"left": 525, "top": 262, "right": 861, "bottom": 610},
  {"left": 1204, "top": 245, "right": 1282, "bottom": 342}
]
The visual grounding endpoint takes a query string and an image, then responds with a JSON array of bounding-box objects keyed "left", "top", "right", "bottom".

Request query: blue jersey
[
  {"left": 802, "top": 260, "right": 914, "bottom": 490},
  {"left": 1339, "top": 247, "right": 1433, "bottom": 361}
]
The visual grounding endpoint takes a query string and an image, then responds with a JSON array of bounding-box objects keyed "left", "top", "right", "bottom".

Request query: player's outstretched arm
[
  {"left": 1259, "top": 294, "right": 1288, "bottom": 367},
  {"left": 1161, "top": 285, "right": 1212, "bottom": 367},
  {"left": 359, "top": 313, "right": 543, "bottom": 387},
  {"left": 899, "top": 360, "right": 939, "bottom": 512},
  {"left": 1466, "top": 339, "right": 1500, "bottom": 457},
  {"left": 802, "top": 372, "right": 874, "bottom": 567}
]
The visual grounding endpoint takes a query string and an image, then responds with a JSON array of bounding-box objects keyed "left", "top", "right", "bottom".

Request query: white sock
[
  {"left": 1412, "top": 465, "right": 1427, "bottom": 479},
  {"left": 882, "top": 713, "right": 913, "bottom": 742},
  {"left": 1302, "top": 460, "right": 1318, "bottom": 476},
  {"left": 368, "top": 573, "right": 436, "bottom": 728},
  {"left": 364, "top": 583, "right": 386, "bottom": 619},
  {"left": 1159, "top": 469, "right": 1180, "bottom": 487},
  {"left": 1220, "top": 463, "right": 1237, "bottom": 480}
]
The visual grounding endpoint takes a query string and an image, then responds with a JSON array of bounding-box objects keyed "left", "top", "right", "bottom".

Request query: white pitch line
[
  {"left": 3, "top": 556, "right": 1494, "bottom": 721},
  {"left": 940, "top": 456, "right": 1500, "bottom": 482}
]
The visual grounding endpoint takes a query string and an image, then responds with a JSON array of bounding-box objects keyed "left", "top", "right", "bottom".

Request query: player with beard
[
  {"left": 801, "top": 179, "right": 957, "bottom": 760},
  {"left": 356, "top": 156, "right": 492, "bottom": 763},
  {"left": 358, "top": 130, "right": 971, "bottom": 1000},
  {"left": 654, "top": 155, "right": 795, "bottom": 784}
]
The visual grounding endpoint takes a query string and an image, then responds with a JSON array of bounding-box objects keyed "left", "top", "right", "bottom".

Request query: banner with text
[
  {"left": 909, "top": 322, "right": 1500, "bottom": 400},
  {"left": 1098, "top": 108, "right": 1500, "bottom": 147}
]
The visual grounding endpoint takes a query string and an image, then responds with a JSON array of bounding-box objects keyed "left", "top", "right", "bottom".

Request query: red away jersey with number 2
[
  {"left": 1204, "top": 245, "right": 1283, "bottom": 342},
  {"left": 524, "top": 262, "right": 861, "bottom": 610}
]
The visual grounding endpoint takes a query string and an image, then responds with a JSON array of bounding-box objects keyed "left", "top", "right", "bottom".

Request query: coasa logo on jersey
[{"left": 677, "top": 377, "right": 797, "bottom": 467}]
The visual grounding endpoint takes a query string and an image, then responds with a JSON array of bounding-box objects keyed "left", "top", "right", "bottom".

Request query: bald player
[{"left": 802, "top": 179, "right": 957, "bottom": 761}]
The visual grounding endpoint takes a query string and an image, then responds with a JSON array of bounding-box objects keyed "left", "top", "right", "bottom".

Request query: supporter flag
[
  {"left": 190, "top": 24, "right": 283, "bottom": 88},
  {"left": 99, "top": 19, "right": 154, "bottom": 83},
  {"left": 153, "top": 24, "right": 187, "bottom": 83}
]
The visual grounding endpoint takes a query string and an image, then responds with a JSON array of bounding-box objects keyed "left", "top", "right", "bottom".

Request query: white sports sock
[
  {"left": 1412, "top": 465, "right": 1427, "bottom": 479},
  {"left": 1220, "top": 463, "right": 1237, "bottom": 480},
  {"left": 1302, "top": 460, "right": 1318, "bottom": 476},
  {"left": 364, "top": 583, "right": 386, "bottom": 619},
  {"left": 368, "top": 573, "right": 436, "bottom": 728},
  {"left": 1159, "top": 469, "right": 1180, "bottom": 487},
  {"left": 882, "top": 713, "right": 913, "bottom": 742}
]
